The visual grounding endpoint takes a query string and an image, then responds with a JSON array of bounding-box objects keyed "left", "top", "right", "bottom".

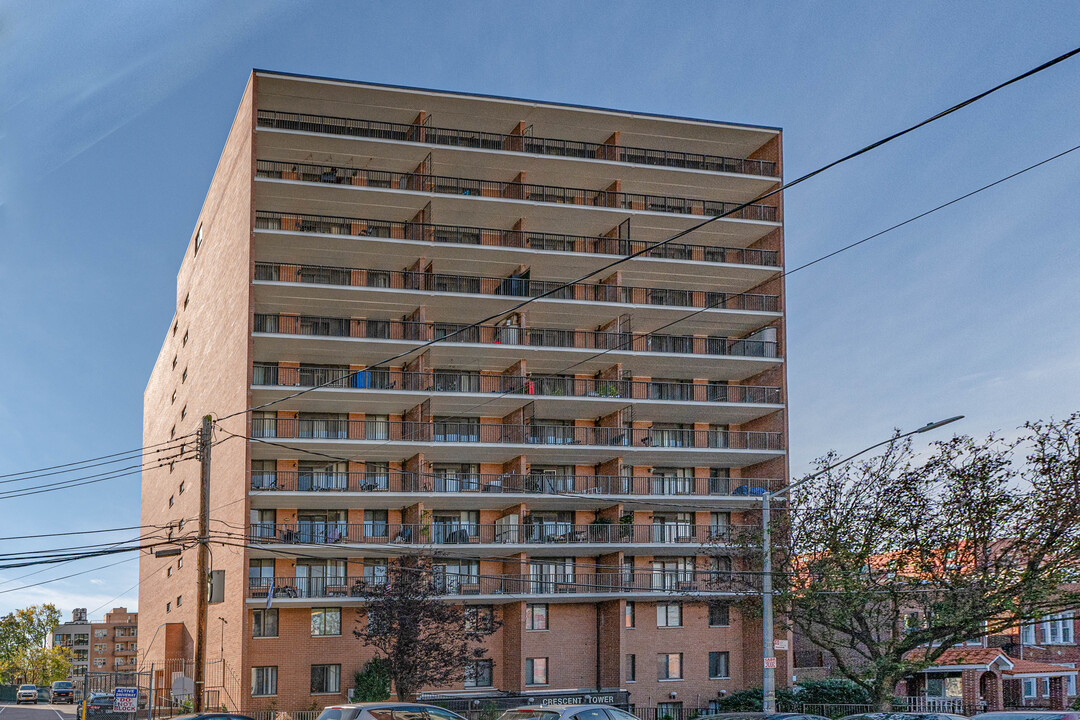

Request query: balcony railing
[
  {"left": 252, "top": 314, "right": 780, "bottom": 359},
  {"left": 247, "top": 570, "right": 757, "bottom": 600},
  {"left": 249, "top": 522, "right": 753, "bottom": 546},
  {"left": 257, "top": 109, "right": 779, "bottom": 177},
  {"left": 249, "top": 470, "right": 782, "bottom": 497},
  {"left": 251, "top": 363, "right": 783, "bottom": 405},
  {"left": 255, "top": 160, "right": 779, "bottom": 222},
  {"left": 253, "top": 261, "right": 780, "bottom": 313},
  {"left": 255, "top": 210, "right": 781, "bottom": 267},
  {"left": 248, "top": 417, "right": 783, "bottom": 450}
]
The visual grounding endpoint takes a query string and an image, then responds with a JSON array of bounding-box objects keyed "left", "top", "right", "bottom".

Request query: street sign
[
  {"left": 774, "top": 639, "right": 788, "bottom": 651},
  {"left": 763, "top": 657, "right": 777, "bottom": 669},
  {"left": 113, "top": 687, "right": 138, "bottom": 713}
]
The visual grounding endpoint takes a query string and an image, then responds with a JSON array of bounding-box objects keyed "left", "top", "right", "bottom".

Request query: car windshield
[
  {"left": 497, "top": 711, "right": 562, "bottom": 720},
  {"left": 55, "top": 682, "right": 73, "bottom": 689},
  {"left": 20, "top": 685, "right": 35, "bottom": 690}
]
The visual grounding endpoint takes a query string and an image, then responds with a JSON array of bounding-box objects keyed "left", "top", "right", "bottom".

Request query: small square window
[
  {"left": 172, "top": 321, "right": 178, "bottom": 337},
  {"left": 194, "top": 226, "right": 203, "bottom": 256},
  {"left": 625, "top": 653, "right": 636, "bottom": 682},
  {"left": 709, "top": 651, "right": 730, "bottom": 679},
  {"left": 182, "top": 330, "right": 188, "bottom": 347},
  {"left": 526, "top": 604, "right": 548, "bottom": 631},
  {"left": 169, "top": 461, "right": 175, "bottom": 473},
  {"left": 183, "top": 293, "right": 190, "bottom": 310},
  {"left": 177, "top": 557, "right": 183, "bottom": 568},
  {"left": 165, "top": 602, "right": 171, "bottom": 613},
  {"left": 254, "top": 609, "right": 279, "bottom": 638},
  {"left": 170, "top": 425, "right": 176, "bottom": 440},
  {"left": 171, "top": 390, "right": 176, "bottom": 404},
  {"left": 181, "top": 405, "right": 187, "bottom": 420},
  {"left": 168, "top": 496, "right": 174, "bottom": 508},
  {"left": 658, "top": 652, "right": 683, "bottom": 680},
  {"left": 657, "top": 602, "right": 682, "bottom": 628},
  {"left": 172, "top": 356, "right": 178, "bottom": 370},
  {"left": 625, "top": 602, "right": 635, "bottom": 628},
  {"left": 176, "top": 595, "right": 182, "bottom": 607},
  {"left": 166, "top": 567, "right": 172, "bottom": 577},
  {"left": 179, "top": 481, "right": 185, "bottom": 494},
  {"left": 182, "top": 368, "right": 188, "bottom": 383},
  {"left": 311, "top": 608, "right": 341, "bottom": 637},
  {"left": 709, "top": 604, "right": 730, "bottom": 627},
  {"left": 310, "top": 664, "right": 340, "bottom": 694}
]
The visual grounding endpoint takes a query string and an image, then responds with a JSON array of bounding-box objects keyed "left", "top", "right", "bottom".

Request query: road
[{"left": 0, "top": 703, "right": 77, "bottom": 720}]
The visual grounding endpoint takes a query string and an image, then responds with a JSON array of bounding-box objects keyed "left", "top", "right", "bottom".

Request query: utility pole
[{"left": 193, "top": 416, "right": 212, "bottom": 713}]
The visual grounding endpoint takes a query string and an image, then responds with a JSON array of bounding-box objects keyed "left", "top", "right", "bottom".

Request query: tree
[
  {"left": 351, "top": 658, "right": 392, "bottom": 702},
  {"left": 0, "top": 605, "right": 66, "bottom": 684},
  {"left": 352, "top": 555, "right": 500, "bottom": 700},
  {"left": 763, "top": 414, "right": 1080, "bottom": 710}
]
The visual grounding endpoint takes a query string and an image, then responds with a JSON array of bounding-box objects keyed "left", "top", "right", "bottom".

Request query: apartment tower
[{"left": 140, "top": 70, "right": 789, "bottom": 713}]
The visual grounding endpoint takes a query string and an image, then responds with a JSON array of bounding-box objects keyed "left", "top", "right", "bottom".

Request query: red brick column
[
  {"left": 1049, "top": 676, "right": 1066, "bottom": 710},
  {"left": 983, "top": 670, "right": 1003, "bottom": 711},
  {"left": 962, "top": 669, "right": 981, "bottom": 716}
]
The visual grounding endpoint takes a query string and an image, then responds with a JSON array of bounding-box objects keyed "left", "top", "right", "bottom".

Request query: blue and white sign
[{"left": 113, "top": 687, "right": 138, "bottom": 713}]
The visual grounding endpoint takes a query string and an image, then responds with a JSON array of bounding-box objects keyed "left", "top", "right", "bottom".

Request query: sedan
[
  {"left": 316, "top": 703, "right": 468, "bottom": 720},
  {"left": 78, "top": 693, "right": 115, "bottom": 720},
  {"left": 841, "top": 714, "right": 969, "bottom": 720}
]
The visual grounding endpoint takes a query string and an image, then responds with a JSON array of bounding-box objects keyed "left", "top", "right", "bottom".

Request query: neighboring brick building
[
  {"left": 50, "top": 607, "right": 138, "bottom": 677},
  {"left": 140, "top": 70, "right": 789, "bottom": 713}
]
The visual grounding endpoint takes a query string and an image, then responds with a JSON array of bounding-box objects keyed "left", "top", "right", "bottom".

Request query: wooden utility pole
[{"left": 193, "top": 416, "right": 212, "bottom": 712}]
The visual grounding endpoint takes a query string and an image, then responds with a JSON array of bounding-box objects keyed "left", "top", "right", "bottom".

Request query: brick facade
[{"left": 141, "top": 70, "right": 789, "bottom": 712}]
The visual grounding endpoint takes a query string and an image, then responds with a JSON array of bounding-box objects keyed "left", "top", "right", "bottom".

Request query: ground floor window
[
  {"left": 311, "top": 664, "right": 340, "bottom": 694},
  {"left": 1023, "top": 678, "right": 1037, "bottom": 699},
  {"left": 525, "top": 657, "right": 548, "bottom": 685},
  {"left": 465, "top": 659, "right": 493, "bottom": 688},
  {"left": 252, "top": 666, "right": 277, "bottom": 696},
  {"left": 657, "top": 701, "right": 683, "bottom": 720}
]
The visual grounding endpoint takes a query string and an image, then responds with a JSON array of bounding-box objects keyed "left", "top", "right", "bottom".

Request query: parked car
[
  {"left": 36, "top": 686, "right": 51, "bottom": 703},
  {"left": 497, "top": 706, "right": 642, "bottom": 720},
  {"left": 974, "top": 714, "right": 1080, "bottom": 720},
  {"left": 16, "top": 684, "right": 38, "bottom": 704},
  {"left": 51, "top": 680, "right": 76, "bottom": 704},
  {"left": 699, "top": 714, "right": 832, "bottom": 720},
  {"left": 77, "top": 693, "right": 115, "bottom": 720},
  {"left": 170, "top": 714, "right": 256, "bottom": 720},
  {"left": 841, "top": 714, "right": 969, "bottom": 720},
  {"left": 316, "top": 703, "right": 469, "bottom": 720}
]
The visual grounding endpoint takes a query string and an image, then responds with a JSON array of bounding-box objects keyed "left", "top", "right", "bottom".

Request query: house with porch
[{"left": 898, "top": 647, "right": 1077, "bottom": 714}]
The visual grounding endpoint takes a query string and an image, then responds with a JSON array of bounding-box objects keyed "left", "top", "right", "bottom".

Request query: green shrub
[{"left": 351, "top": 658, "right": 391, "bottom": 702}]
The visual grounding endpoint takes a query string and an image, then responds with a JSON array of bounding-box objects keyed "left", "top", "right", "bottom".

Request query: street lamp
[{"left": 760, "top": 416, "right": 963, "bottom": 713}]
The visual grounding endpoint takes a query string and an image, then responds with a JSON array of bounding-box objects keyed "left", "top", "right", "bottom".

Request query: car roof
[
  {"left": 171, "top": 714, "right": 256, "bottom": 720},
  {"left": 505, "top": 706, "right": 619, "bottom": 711},
  {"left": 329, "top": 703, "right": 456, "bottom": 709}
]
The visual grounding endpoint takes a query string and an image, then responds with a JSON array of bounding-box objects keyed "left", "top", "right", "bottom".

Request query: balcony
[
  {"left": 255, "top": 160, "right": 778, "bottom": 222},
  {"left": 247, "top": 570, "right": 757, "bottom": 602},
  {"left": 254, "top": 211, "right": 781, "bottom": 269},
  {"left": 253, "top": 262, "right": 780, "bottom": 316},
  {"left": 249, "top": 521, "right": 752, "bottom": 548},
  {"left": 252, "top": 313, "right": 779, "bottom": 361},
  {"left": 250, "top": 364, "right": 781, "bottom": 423},
  {"left": 257, "top": 109, "right": 778, "bottom": 178},
  {"left": 250, "top": 417, "right": 782, "bottom": 452},
  {"left": 249, "top": 470, "right": 782, "bottom": 499},
  {"left": 253, "top": 364, "right": 780, "bottom": 403}
]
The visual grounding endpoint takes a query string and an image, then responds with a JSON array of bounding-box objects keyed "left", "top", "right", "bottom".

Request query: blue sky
[{"left": 1, "top": 1, "right": 1079, "bottom": 618}]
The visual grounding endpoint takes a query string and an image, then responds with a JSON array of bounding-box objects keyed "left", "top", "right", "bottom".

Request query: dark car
[
  {"left": 51, "top": 680, "right": 76, "bottom": 704},
  {"left": 36, "top": 686, "right": 51, "bottom": 703},
  {"left": 170, "top": 714, "right": 255, "bottom": 720},
  {"left": 841, "top": 714, "right": 969, "bottom": 720},
  {"left": 973, "top": 714, "right": 1080, "bottom": 720},
  {"left": 77, "top": 693, "right": 115, "bottom": 720}
]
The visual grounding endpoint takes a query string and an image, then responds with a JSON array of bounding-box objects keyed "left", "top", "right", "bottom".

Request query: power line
[
  {"left": 218, "top": 45, "right": 1080, "bottom": 425},
  {"left": 0, "top": 433, "right": 198, "bottom": 481}
]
